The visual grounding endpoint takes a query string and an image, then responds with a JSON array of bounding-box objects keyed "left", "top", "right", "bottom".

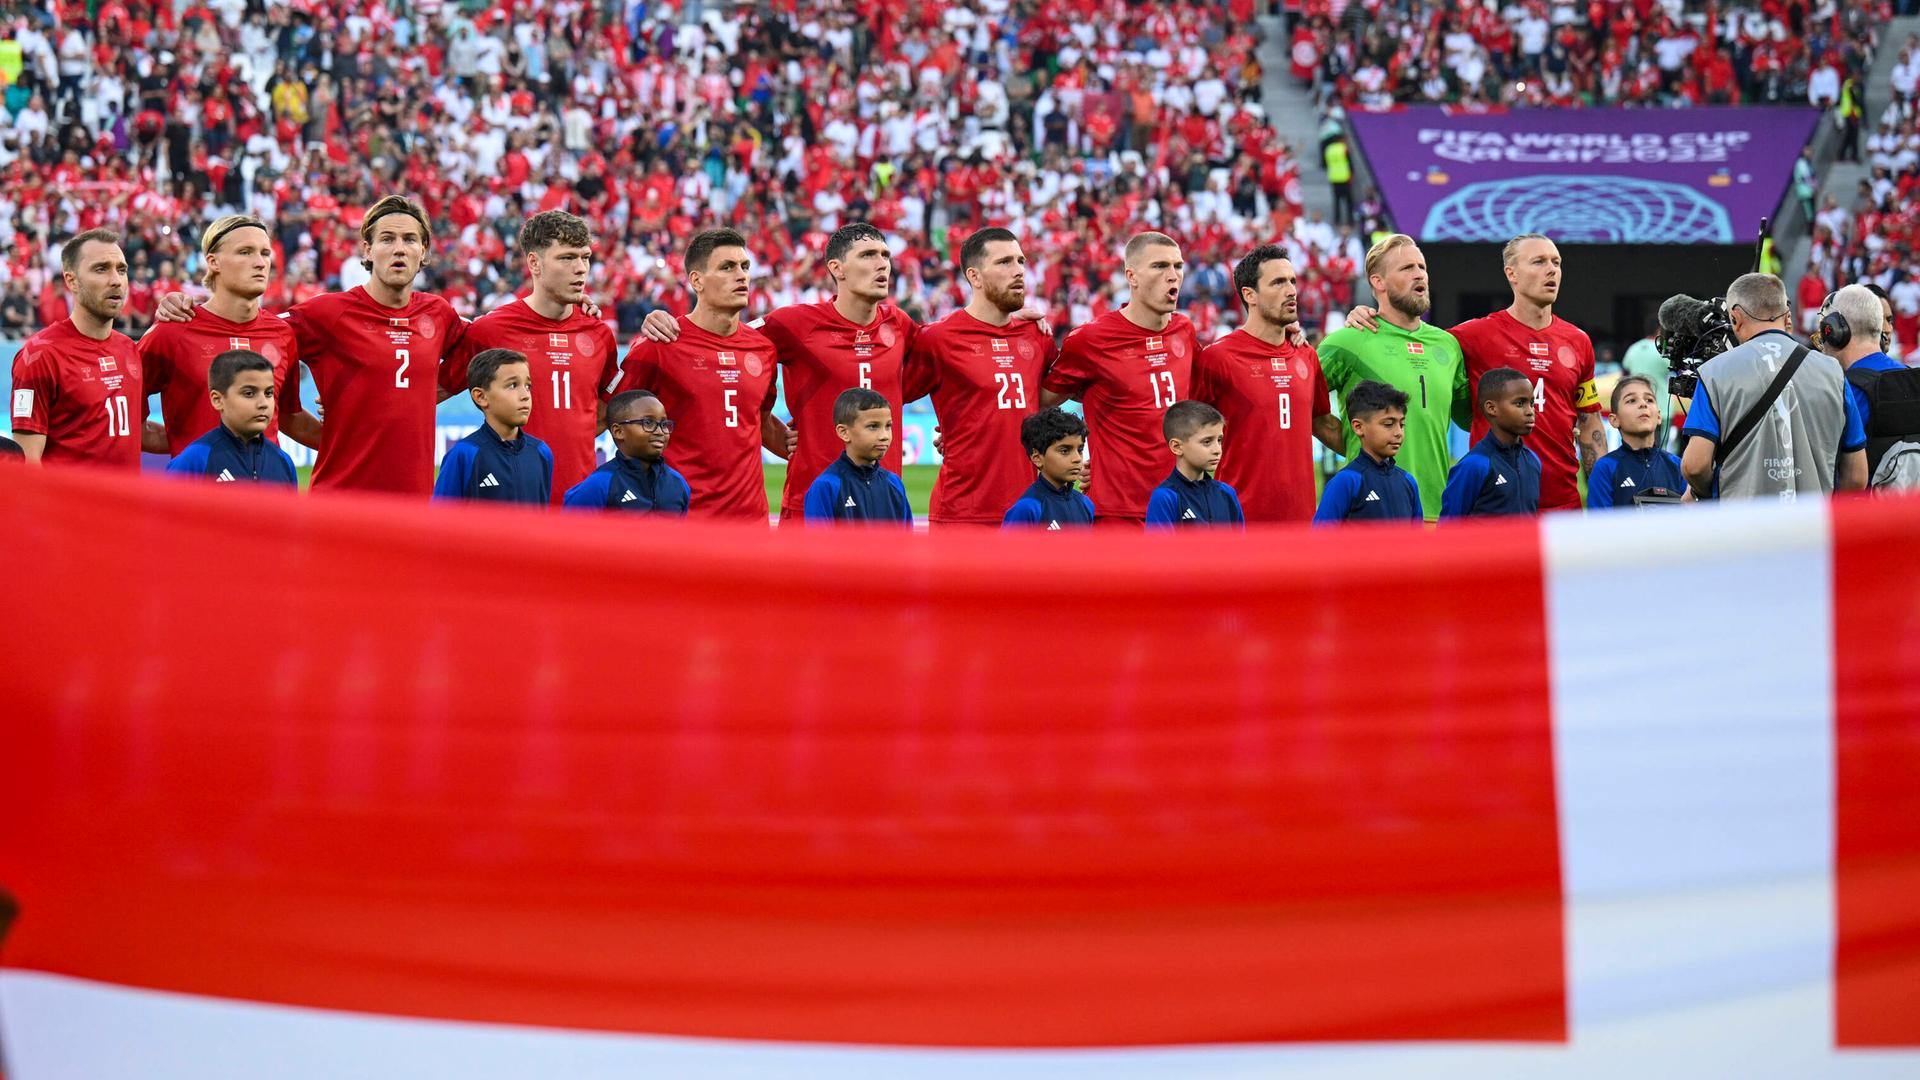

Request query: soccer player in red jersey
[
  {"left": 641, "top": 222, "right": 913, "bottom": 523},
  {"left": 1040, "top": 231, "right": 1196, "bottom": 526},
  {"left": 1346, "top": 234, "right": 1603, "bottom": 511},
  {"left": 439, "top": 210, "right": 618, "bottom": 502},
  {"left": 9, "top": 229, "right": 143, "bottom": 468},
  {"left": 615, "top": 228, "right": 781, "bottom": 521},
  {"left": 902, "top": 227, "right": 1058, "bottom": 528},
  {"left": 140, "top": 214, "right": 320, "bottom": 457},
  {"left": 156, "top": 196, "right": 468, "bottom": 496},
  {"left": 1191, "top": 245, "right": 1345, "bottom": 521}
]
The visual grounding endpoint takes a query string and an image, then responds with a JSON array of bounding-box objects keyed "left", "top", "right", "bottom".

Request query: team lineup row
[{"left": 11, "top": 195, "right": 1660, "bottom": 525}]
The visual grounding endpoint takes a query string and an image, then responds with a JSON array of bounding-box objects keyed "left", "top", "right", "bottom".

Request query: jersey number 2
[{"left": 394, "top": 348, "right": 411, "bottom": 388}]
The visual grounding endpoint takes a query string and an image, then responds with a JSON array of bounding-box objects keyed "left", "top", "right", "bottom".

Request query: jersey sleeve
[
  {"left": 270, "top": 444, "right": 299, "bottom": 485},
  {"left": 1144, "top": 486, "right": 1178, "bottom": 527},
  {"left": 613, "top": 339, "right": 661, "bottom": 396},
  {"left": 595, "top": 328, "right": 621, "bottom": 402},
  {"left": 802, "top": 472, "right": 841, "bottom": 523},
  {"left": 539, "top": 441, "right": 555, "bottom": 486},
  {"left": 1002, "top": 497, "right": 1041, "bottom": 526},
  {"left": 277, "top": 334, "right": 305, "bottom": 417},
  {"left": 432, "top": 442, "right": 475, "bottom": 499},
  {"left": 1316, "top": 335, "right": 1354, "bottom": 393},
  {"left": 439, "top": 324, "right": 480, "bottom": 396},
  {"left": 1042, "top": 330, "right": 1097, "bottom": 399},
  {"left": 670, "top": 469, "right": 692, "bottom": 515},
  {"left": 1585, "top": 456, "right": 1618, "bottom": 509},
  {"left": 1188, "top": 347, "right": 1220, "bottom": 405},
  {"left": 1312, "top": 470, "right": 1358, "bottom": 524},
  {"left": 1449, "top": 348, "right": 1473, "bottom": 429},
  {"left": 1840, "top": 381, "right": 1868, "bottom": 452},
  {"left": 137, "top": 329, "right": 170, "bottom": 397},
  {"left": 1309, "top": 352, "right": 1332, "bottom": 417},
  {"left": 1405, "top": 472, "right": 1425, "bottom": 519},
  {"left": 283, "top": 302, "right": 327, "bottom": 363},
  {"left": 163, "top": 441, "right": 211, "bottom": 478},
  {"left": 1680, "top": 378, "right": 1720, "bottom": 443},
  {"left": 900, "top": 326, "right": 942, "bottom": 404},
  {"left": 890, "top": 471, "right": 913, "bottom": 524},
  {"left": 1223, "top": 484, "right": 1246, "bottom": 526},
  {"left": 1440, "top": 454, "right": 1488, "bottom": 519},
  {"left": 562, "top": 470, "right": 611, "bottom": 509},
  {"left": 1573, "top": 338, "right": 1601, "bottom": 414},
  {"left": 9, "top": 342, "right": 52, "bottom": 435}
]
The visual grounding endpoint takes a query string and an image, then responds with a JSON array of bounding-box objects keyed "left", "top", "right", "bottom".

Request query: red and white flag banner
[{"left": 0, "top": 468, "right": 1915, "bottom": 1078}]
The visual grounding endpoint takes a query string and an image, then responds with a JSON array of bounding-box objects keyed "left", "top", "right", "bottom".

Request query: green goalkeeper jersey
[{"left": 1318, "top": 320, "right": 1470, "bottom": 522}]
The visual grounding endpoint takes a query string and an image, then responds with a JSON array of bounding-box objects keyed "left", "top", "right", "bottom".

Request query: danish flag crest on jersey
[
  {"left": 1406, "top": 342, "right": 1425, "bottom": 355},
  {"left": 549, "top": 333, "right": 569, "bottom": 349},
  {"left": 229, "top": 337, "right": 251, "bottom": 351}
]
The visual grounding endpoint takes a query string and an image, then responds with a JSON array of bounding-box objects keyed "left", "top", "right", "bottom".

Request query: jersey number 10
[{"left": 102, "top": 395, "right": 130, "bottom": 437}]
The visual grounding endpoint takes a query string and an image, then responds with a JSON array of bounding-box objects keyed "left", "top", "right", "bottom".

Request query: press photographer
[{"left": 1671, "top": 273, "right": 1867, "bottom": 500}]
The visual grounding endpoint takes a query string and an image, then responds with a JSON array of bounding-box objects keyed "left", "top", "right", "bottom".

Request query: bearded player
[
  {"left": 140, "top": 214, "right": 321, "bottom": 457},
  {"left": 1190, "top": 245, "right": 1344, "bottom": 521},
  {"left": 1040, "top": 231, "right": 1196, "bottom": 526},
  {"left": 10, "top": 229, "right": 142, "bottom": 467},
  {"left": 440, "top": 210, "right": 618, "bottom": 502},
  {"left": 615, "top": 227, "right": 781, "bottom": 521},
  {"left": 1345, "top": 234, "right": 1602, "bottom": 510},
  {"left": 900, "top": 227, "right": 1058, "bottom": 528},
  {"left": 1317, "top": 234, "right": 1470, "bottom": 522}
]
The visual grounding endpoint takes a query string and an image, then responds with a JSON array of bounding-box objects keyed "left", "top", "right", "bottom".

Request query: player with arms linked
[
  {"left": 10, "top": 229, "right": 142, "bottom": 468},
  {"left": 1042, "top": 231, "right": 1196, "bottom": 526}
]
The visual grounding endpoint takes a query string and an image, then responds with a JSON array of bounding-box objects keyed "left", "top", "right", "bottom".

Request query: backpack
[{"left": 1846, "top": 364, "right": 1920, "bottom": 489}]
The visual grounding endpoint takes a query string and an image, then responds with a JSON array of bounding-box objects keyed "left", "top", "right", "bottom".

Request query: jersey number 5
[
  {"left": 994, "top": 372, "right": 1027, "bottom": 410},
  {"left": 1148, "top": 370, "right": 1176, "bottom": 409}
]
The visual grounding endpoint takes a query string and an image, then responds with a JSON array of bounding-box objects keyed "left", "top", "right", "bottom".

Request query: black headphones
[
  {"left": 1817, "top": 287, "right": 1895, "bottom": 353},
  {"left": 1817, "top": 291, "right": 1851, "bottom": 350}
]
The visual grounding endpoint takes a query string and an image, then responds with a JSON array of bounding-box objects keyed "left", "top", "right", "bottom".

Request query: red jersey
[
  {"left": 615, "top": 315, "right": 778, "bottom": 520},
  {"left": 1042, "top": 308, "right": 1196, "bottom": 520},
  {"left": 288, "top": 287, "right": 466, "bottom": 496},
  {"left": 902, "top": 309, "right": 1058, "bottom": 525},
  {"left": 441, "top": 299, "right": 618, "bottom": 502},
  {"left": 756, "top": 300, "right": 915, "bottom": 519},
  {"left": 1191, "top": 329, "right": 1332, "bottom": 522},
  {"left": 139, "top": 306, "right": 301, "bottom": 456},
  {"left": 8, "top": 318, "right": 142, "bottom": 468},
  {"left": 1450, "top": 310, "right": 1600, "bottom": 511}
]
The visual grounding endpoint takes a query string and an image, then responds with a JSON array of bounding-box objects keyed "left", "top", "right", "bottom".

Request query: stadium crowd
[
  {"left": 1293, "top": 0, "right": 1886, "bottom": 110},
  {"left": 0, "top": 0, "right": 1319, "bottom": 344}
]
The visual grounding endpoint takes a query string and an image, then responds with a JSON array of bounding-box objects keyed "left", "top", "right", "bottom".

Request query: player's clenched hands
[
  {"left": 761, "top": 413, "right": 797, "bottom": 458},
  {"left": 155, "top": 291, "right": 202, "bottom": 323},
  {"left": 640, "top": 309, "right": 681, "bottom": 342}
]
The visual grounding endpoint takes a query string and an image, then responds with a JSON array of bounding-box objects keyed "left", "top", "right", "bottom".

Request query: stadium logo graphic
[{"left": 1421, "top": 175, "right": 1733, "bottom": 244}]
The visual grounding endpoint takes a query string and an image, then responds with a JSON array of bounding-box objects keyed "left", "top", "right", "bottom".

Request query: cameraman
[{"left": 1679, "top": 273, "right": 1868, "bottom": 500}]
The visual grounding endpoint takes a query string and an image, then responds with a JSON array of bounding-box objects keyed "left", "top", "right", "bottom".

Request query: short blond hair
[
  {"left": 1124, "top": 231, "right": 1180, "bottom": 265},
  {"left": 200, "top": 214, "right": 269, "bottom": 286},
  {"left": 1501, "top": 233, "right": 1553, "bottom": 267},
  {"left": 1365, "top": 233, "right": 1419, "bottom": 280}
]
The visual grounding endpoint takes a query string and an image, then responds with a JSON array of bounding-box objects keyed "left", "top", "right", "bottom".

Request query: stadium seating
[{"left": 0, "top": 0, "right": 1303, "bottom": 345}]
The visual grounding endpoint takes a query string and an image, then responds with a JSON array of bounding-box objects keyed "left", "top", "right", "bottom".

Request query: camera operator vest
[{"left": 1693, "top": 330, "right": 1852, "bottom": 499}]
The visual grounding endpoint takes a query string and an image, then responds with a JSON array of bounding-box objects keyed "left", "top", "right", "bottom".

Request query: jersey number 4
[{"left": 994, "top": 372, "right": 1027, "bottom": 410}]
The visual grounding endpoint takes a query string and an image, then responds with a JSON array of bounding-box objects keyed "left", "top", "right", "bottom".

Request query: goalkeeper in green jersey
[{"left": 1317, "top": 234, "right": 1469, "bottom": 522}]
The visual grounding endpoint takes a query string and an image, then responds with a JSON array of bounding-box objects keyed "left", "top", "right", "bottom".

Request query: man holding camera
[{"left": 1679, "top": 273, "right": 1867, "bottom": 500}]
